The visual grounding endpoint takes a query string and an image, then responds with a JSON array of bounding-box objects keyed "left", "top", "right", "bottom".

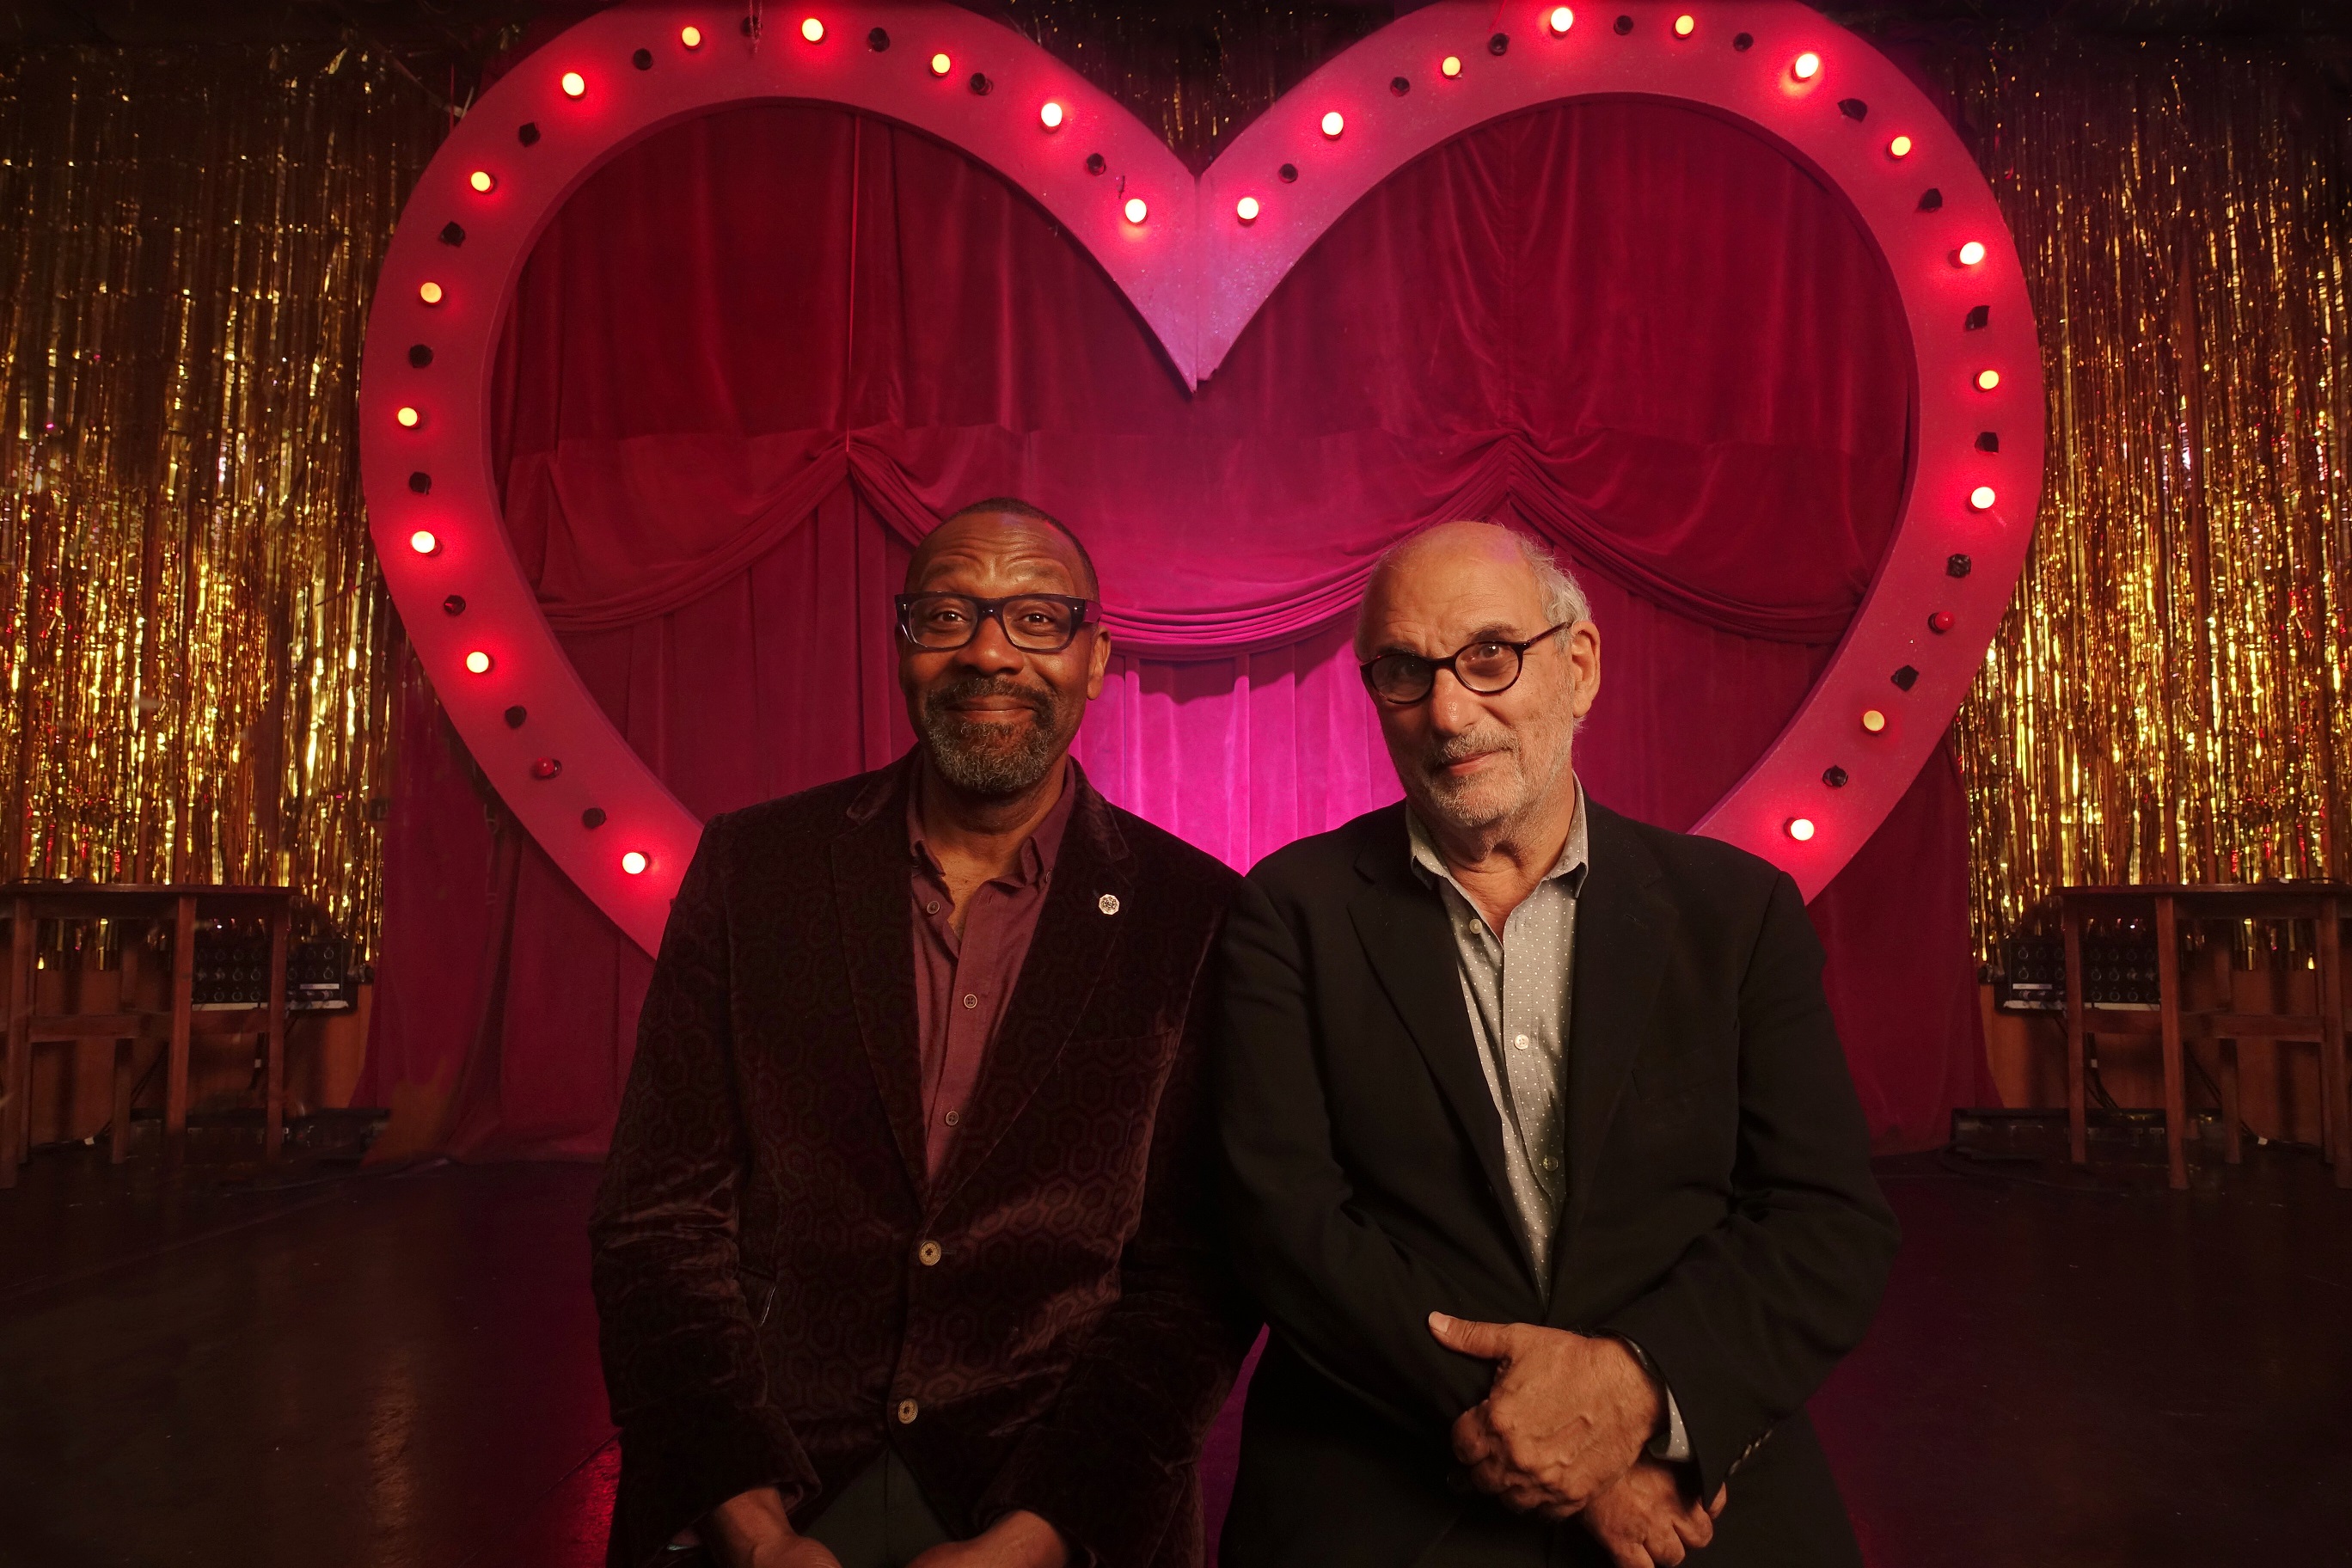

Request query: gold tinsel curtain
[
  {"left": 0, "top": 46, "right": 444, "bottom": 954},
  {"left": 1, "top": 33, "right": 2346, "bottom": 964},
  {"left": 1950, "top": 40, "right": 2352, "bottom": 952}
]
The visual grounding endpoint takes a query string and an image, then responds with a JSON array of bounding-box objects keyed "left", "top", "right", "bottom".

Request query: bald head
[
  {"left": 909, "top": 499, "right": 1099, "bottom": 601},
  {"left": 1357, "top": 521, "right": 1585, "bottom": 658}
]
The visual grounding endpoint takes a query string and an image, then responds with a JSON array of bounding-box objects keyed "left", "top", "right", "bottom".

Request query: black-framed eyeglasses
[
  {"left": 895, "top": 592, "right": 1099, "bottom": 653},
  {"left": 1359, "top": 624, "right": 1570, "bottom": 706}
]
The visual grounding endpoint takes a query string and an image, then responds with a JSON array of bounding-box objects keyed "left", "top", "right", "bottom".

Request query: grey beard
[
  {"left": 917, "top": 681, "right": 1064, "bottom": 796},
  {"left": 1413, "top": 722, "right": 1571, "bottom": 834}
]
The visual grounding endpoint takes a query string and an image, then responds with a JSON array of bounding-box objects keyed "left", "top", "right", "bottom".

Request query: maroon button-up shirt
[{"left": 907, "top": 764, "right": 1078, "bottom": 1182}]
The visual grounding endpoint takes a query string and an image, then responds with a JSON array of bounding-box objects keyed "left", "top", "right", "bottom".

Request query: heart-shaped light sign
[{"left": 359, "top": 0, "right": 2044, "bottom": 953}]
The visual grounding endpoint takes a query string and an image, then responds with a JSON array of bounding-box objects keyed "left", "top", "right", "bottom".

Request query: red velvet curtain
[{"left": 361, "top": 97, "right": 1989, "bottom": 1159}]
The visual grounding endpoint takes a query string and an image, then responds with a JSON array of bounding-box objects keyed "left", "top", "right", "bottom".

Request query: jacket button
[
  {"left": 896, "top": 1398, "right": 919, "bottom": 1424},
  {"left": 917, "top": 1240, "right": 942, "bottom": 1266}
]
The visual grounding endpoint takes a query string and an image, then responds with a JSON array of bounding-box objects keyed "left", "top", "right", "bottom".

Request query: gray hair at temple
[{"left": 1509, "top": 530, "right": 1591, "bottom": 631}]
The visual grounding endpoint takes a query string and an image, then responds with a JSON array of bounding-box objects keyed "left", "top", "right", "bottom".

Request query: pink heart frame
[{"left": 360, "top": 0, "right": 2044, "bottom": 954}]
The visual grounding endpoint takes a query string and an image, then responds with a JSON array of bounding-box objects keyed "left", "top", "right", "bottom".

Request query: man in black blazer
[{"left": 1213, "top": 522, "right": 1898, "bottom": 1567}]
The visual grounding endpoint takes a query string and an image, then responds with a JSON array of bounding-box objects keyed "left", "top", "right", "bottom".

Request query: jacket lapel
[
  {"left": 1345, "top": 809, "right": 1528, "bottom": 1277},
  {"left": 928, "top": 770, "right": 1132, "bottom": 1210},
  {"left": 1554, "top": 800, "right": 1672, "bottom": 1294},
  {"left": 830, "top": 760, "right": 932, "bottom": 1199}
]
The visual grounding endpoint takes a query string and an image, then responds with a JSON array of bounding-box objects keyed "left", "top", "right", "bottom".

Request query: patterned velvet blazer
[{"left": 591, "top": 756, "right": 1250, "bottom": 1568}]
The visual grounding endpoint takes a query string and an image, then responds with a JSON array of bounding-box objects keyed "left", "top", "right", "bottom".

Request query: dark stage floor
[{"left": 2, "top": 1144, "right": 2344, "bottom": 1568}]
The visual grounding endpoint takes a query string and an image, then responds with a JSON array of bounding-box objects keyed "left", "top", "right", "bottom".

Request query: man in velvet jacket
[
  {"left": 591, "top": 500, "right": 1246, "bottom": 1568},
  {"left": 1214, "top": 523, "right": 1899, "bottom": 1568}
]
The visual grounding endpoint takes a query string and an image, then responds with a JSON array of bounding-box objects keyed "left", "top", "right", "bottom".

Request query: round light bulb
[
  {"left": 681, "top": 25, "right": 702, "bottom": 48},
  {"left": 1320, "top": 110, "right": 1344, "bottom": 138},
  {"left": 464, "top": 650, "right": 493, "bottom": 675},
  {"left": 929, "top": 52, "right": 952, "bottom": 77},
  {"left": 1888, "top": 134, "right": 1914, "bottom": 158},
  {"left": 418, "top": 280, "right": 444, "bottom": 305},
  {"left": 1674, "top": 13, "right": 1696, "bottom": 36},
  {"left": 1969, "top": 485, "right": 1997, "bottom": 511},
  {"left": 1235, "top": 195, "right": 1260, "bottom": 224},
  {"left": 1547, "top": 6, "right": 1574, "bottom": 34},
  {"left": 1860, "top": 708, "right": 1887, "bottom": 733},
  {"left": 395, "top": 406, "right": 420, "bottom": 428},
  {"left": 469, "top": 169, "right": 494, "bottom": 193},
  {"left": 407, "top": 530, "right": 438, "bottom": 554},
  {"left": 799, "top": 16, "right": 824, "bottom": 43},
  {"left": 1976, "top": 369, "right": 2002, "bottom": 392},
  {"left": 1441, "top": 55, "right": 1463, "bottom": 78},
  {"left": 1957, "top": 240, "right": 1988, "bottom": 266},
  {"left": 1792, "top": 52, "right": 1821, "bottom": 81},
  {"left": 1123, "top": 196, "right": 1148, "bottom": 225},
  {"left": 1039, "top": 101, "right": 1064, "bottom": 131},
  {"left": 621, "top": 851, "right": 649, "bottom": 875},
  {"left": 560, "top": 70, "right": 585, "bottom": 98},
  {"left": 1786, "top": 818, "right": 1816, "bottom": 842}
]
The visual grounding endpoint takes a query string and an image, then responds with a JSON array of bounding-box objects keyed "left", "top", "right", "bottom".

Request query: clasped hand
[
  {"left": 1425, "top": 1314, "right": 1723, "bottom": 1566},
  {"left": 1426, "top": 1311, "right": 1662, "bottom": 1517}
]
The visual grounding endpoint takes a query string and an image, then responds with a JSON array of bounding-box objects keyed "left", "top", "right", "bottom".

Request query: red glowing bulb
[
  {"left": 928, "top": 52, "right": 952, "bottom": 77},
  {"left": 1124, "top": 196, "right": 1148, "bottom": 224},
  {"left": 1786, "top": 818, "right": 1817, "bottom": 842},
  {"left": 1975, "top": 369, "right": 2002, "bottom": 392},
  {"left": 1547, "top": 7, "right": 1575, "bottom": 34},
  {"left": 1441, "top": 55, "right": 1463, "bottom": 78},
  {"left": 469, "top": 169, "right": 494, "bottom": 193},
  {"left": 1888, "top": 134, "right": 1914, "bottom": 158},
  {"left": 1674, "top": 14, "right": 1696, "bottom": 36},
  {"left": 1860, "top": 708, "right": 1887, "bottom": 734},
  {"left": 560, "top": 70, "right": 585, "bottom": 98},
  {"left": 395, "top": 406, "right": 420, "bottom": 428},
  {"left": 1969, "top": 485, "right": 1997, "bottom": 511},
  {"left": 464, "top": 650, "right": 493, "bottom": 675},
  {"left": 799, "top": 16, "right": 824, "bottom": 42},
  {"left": 1928, "top": 611, "right": 1956, "bottom": 634},
  {"left": 1956, "top": 240, "right": 1988, "bottom": 266},
  {"left": 1320, "top": 110, "right": 1344, "bottom": 138},
  {"left": 407, "top": 530, "right": 438, "bottom": 554},
  {"left": 681, "top": 25, "right": 702, "bottom": 47},
  {"left": 621, "top": 851, "right": 649, "bottom": 875},
  {"left": 1039, "top": 101, "right": 1064, "bottom": 130},
  {"left": 418, "top": 280, "right": 444, "bottom": 305},
  {"left": 1235, "top": 195, "right": 1261, "bottom": 223},
  {"left": 1792, "top": 52, "right": 1822, "bottom": 81}
]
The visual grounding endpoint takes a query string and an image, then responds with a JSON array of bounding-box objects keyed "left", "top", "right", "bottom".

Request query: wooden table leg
[
  {"left": 3, "top": 897, "right": 31, "bottom": 1188},
  {"left": 2065, "top": 904, "right": 2088, "bottom": 1166},
  {"left": 2156, "top": 895, "right": 2188, "bottom": 1190},
  {"left": 2321, "top": 897, "right": 2349, "bottom": 1189},
  {"left": 111, "top": 1037, "right": 135, "bottom": 1165},
  {"left": 2218, "top": 1038, "right": 2242, "bottom": 1165},
  {"left": 165, "top": 894, "right": 195, "bottom": 1174},
  {"left": 265, "top": 905, "right": 289, "bottom": 1162}
]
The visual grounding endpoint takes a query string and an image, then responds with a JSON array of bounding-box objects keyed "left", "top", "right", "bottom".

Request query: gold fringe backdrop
[
  {"left": 1949, "top": 41, "right": 2352, "bottom": 952},
  {"left": 1, "top": 32, "right": 2346, "bottom": 962},
  {"left": 0, "top": 46, "right": 444, "bottom": 954}
]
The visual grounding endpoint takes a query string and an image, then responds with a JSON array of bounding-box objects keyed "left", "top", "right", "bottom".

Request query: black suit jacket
[{"left": 1212, "top": 798, "right": 1898, "bottom": 1567}]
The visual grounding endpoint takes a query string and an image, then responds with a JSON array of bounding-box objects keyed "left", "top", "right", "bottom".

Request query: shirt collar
[
  {"left": 908, "top": 756, "right": 1081, "bottom": 890},
  {"left": 1407, "top": 779, "right": 1589, "bottom": 900}
]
